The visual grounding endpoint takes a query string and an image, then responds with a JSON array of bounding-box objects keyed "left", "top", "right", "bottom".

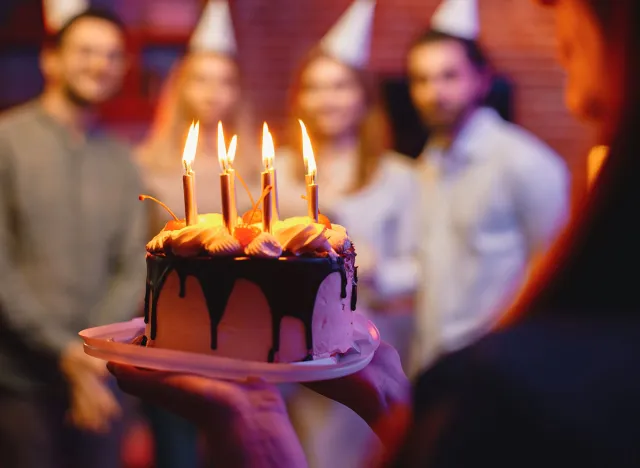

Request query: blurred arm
[
  {"left": 513, "top": 148, "right": 570, "bottom": 259},
  {"left": 375, "top": 174, "right": 421, "bottom": 300},
  {"left": 0, "top": 136, "right": 75, "bottom": 357}
]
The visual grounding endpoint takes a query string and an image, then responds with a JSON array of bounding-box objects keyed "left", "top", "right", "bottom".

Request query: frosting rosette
[
  {"left": 325, "top": 225, "right": 351, "bottom": 254},
  {"left": 274, "top": 223, "right": 332, "bottom": 256},
  {"left": 204, "top": 233, "right": 244, "bottom": 256},
  {"left": 169, "top": 225, "right": 226, "bottom": 257},
  {"left": 146, "top": 229, "right": 172, "bottom": 253},
  {"left": 145, "top": 213, "right": 353, "bottom": 259},
  {"left": 245, "top": 232, "right": 283, "bottom": 258}
]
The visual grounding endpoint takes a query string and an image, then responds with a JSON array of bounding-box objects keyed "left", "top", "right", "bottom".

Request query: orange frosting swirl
[
  {"left": 146, "top": 230, "right": 172, "bottom": 253},
  {"left": 204, "top": 234, "right": 244, "bottom": 256},
  {"left": 145, "top": 214, "right": 352, "bottom": 259},
  {"left": 169, "top": 225, "right": 225, "bottom": 257},
  {"left": 245, "top": 232, "right": 283, "bottom": 258},
  {"left": 274, "top": 223, "right": 332, "bottom": 256}
]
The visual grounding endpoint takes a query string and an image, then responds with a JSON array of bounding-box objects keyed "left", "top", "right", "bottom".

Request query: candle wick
[
  {"left": 247, "top": 185, "right": 272, "bottom": 226},
  {"left": 234, "top": 170, "right": 256, "bottom": 207},
  {"left": 139, "top": 194, "right": 180, "bottom": 221},
  {"left": 183, "top": 160, "right": 194, "bottom": 175}
]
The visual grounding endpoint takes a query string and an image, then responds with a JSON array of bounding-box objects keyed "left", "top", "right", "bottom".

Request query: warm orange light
[
  {"left": 228, "top": 135, "right": 238, "bottom": 165},
  {"left": 217, "top": 121, "right": 236, "bottom": 173},
  {"left": 588, "top": 145, "right": 608, "bottom": 187},
  {"left": 182, "top": 121, "right": 199, "bottom": 173},
  {"left": 299, "top": 120, "right": 316, "bottom": 183},
  {"left": 262, "top": 122, "right": 275, "bottom": 170}
]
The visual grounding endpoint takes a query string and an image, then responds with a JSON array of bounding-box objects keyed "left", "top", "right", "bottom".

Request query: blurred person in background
[
  {"left": 136, "top": 1, "right": 259, "bottom": 467},
  {"left": 0, "top": 4, "right": 145, "bottom": 468},
  {"left": 408, "top": 0, "right": 570, "bottom": 375},
  {"left": 111, "top": 0, "right": 640, "bottom": 466},
  {"left": 276, "top": 1, "right": 420, "bottom": 466},
  {"left": 137, "top": 0, "right": 260, "bottom": 237}
]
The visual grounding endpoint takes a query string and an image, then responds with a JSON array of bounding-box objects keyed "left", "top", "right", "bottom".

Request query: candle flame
[
  {"left": 217, "top": 121, "right": 230, "bottom": 173},
  {"left": 228, "top": 135, "right": 238, "bottom": 165},
  {"left": 182, "top": 121, "right": 199, "bottom": 173},
  {"left": 299, "top": 119, "right": 316, "bottom": 181},
  {"left": 262, "top": 122, "right": 275, "bottom": 170}
]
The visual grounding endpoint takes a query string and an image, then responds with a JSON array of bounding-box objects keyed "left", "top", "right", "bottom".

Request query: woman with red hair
[{"left": 274, "top": 2, "right": 420, "bottom": 465}]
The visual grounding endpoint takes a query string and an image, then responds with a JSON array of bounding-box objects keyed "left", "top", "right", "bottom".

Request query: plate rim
[{"left": 80, "top": 314, "right": 379, "bottom": 382}]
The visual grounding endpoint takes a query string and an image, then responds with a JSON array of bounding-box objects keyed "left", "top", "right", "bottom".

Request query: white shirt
[{"left": 411, "top": 107, "right": 570, "bottom": 374}]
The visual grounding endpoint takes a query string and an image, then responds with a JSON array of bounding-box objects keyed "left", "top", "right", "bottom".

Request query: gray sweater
[{"left": 0, "top": 101, "right": 146, "bottom": 393}]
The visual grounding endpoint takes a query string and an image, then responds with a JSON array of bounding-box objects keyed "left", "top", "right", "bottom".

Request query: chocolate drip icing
[
  {"left": 351, "top": 266, "right": 358, "bottom": 312},
  {"left": 144, "top": 255, "right": 352, "bottom": 362},
  {"left": 147, "top": 261, "right": 173, "bottom": 340},
  {"left": 143, "top": 262, "right": 151, "bottom": 324},
  {"left": 143, "top": 285, "right": 150, "bottom": 324}
]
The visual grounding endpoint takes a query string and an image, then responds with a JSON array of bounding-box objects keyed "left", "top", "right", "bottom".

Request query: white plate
[{"left": 79, "top": 313, "right": 379, "bottom": 383}]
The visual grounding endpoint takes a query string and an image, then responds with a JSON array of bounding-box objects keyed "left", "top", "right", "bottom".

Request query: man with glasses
[{"left": 0, "top": 9, "right": 145, "bottom": 468}]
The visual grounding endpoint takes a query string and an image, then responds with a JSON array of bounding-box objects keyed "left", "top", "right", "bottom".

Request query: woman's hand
[
  {"left": 107, "top": 364, "right": 307, "bottom": 468},
  {"left": 304, "top": 341, "right": 412, "bottom": 456}
]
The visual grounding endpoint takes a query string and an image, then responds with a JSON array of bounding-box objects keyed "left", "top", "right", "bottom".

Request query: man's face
[
  {"left": 43, "top": 17, "right": 127, "bottom": 106},
  {"left": 408, "top": 39, "right": 487, "bottom": 132}
]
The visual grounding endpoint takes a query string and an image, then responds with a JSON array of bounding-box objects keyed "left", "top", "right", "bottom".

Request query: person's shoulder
[
  {"left": 0, "top": 101, "right": 41, "bottom": 136},
  {"left": 416, "top": 315, "right": 640, "bottom": 404},
  {"left": 274, "top": 146, "right": 301, "bottom": 175},
  {"left": 380, "top": 151, "right": 418, "bottom": 174},
  {"left": 412, "top": 324, "right": 538, "bottom": 413},
  {"left": 482, "top": 112, "right": 568, "bottom": 179},
  {"left": 94, "top": 133, "right": 142, "bottom": 184},
  {"left": 488, "top": 113, "right": 563, "bottom": 163},
  {"left": 377, "top": 151, "right": 421, "bottom": 188}
]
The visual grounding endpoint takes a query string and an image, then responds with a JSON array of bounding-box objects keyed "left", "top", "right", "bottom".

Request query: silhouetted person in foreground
[{"left": 110, "top": 0, "right": 640, "bottom": 466}]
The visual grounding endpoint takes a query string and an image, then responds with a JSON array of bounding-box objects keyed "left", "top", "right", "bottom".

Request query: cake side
[
  {"left": 139, "top": 213, "right": 359, "bottom": 363},
  {"left": 143, "top": 254, "right": 357, "bottom": 362}
]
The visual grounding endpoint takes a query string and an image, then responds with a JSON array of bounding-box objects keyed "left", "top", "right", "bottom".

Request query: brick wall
[
  {"left": 232, "top": 0, "right": 590, "bottom": 198},
  {"left": 1, "top": 0, "right": 591, "bottom": 198}
]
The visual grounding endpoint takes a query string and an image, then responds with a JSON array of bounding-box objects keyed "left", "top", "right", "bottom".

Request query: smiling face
[
  {"left": 41, "top": 16, "right": 128, "bottom": 106},
  {"left": 296, "top": 55, "right": 367, "bottom": 141},
  {"left": 179, "top": 52, "right": 241, "bottom": 127}
]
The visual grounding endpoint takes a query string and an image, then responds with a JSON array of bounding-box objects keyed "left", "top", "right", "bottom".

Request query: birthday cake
[{"left": 139, "top": 213, "right": 358, "bottom": 363}]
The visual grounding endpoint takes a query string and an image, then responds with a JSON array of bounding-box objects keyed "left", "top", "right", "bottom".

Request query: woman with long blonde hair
[
  {"left": 137, "top": 50, "right": 259, "bottom": 233},
  {"left": 135, "top": 3, "right": 260, "bottom": 466}
]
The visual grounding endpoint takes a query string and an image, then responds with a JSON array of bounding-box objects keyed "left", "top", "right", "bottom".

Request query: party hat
[
  {"left": 320, "top": 0, "right": 376, "bottom": 68},
  {"left": 190, "top": 0, "right": 237, "bottom": 55},
  {"left": 431, "top": 0, "right": 479, "bottom": 40},
  {"left": 43, "top": 0, "right": 88, "bottom": 32}
]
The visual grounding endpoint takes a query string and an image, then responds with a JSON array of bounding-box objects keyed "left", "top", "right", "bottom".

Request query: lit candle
[
  {"left": 218, "top": 121, "right": 238, "bottom": 233},
  {"left": 182, "top": 121, "right": 199, "bottom": 225},
  {"left": 299, "top": 120, "right": 318, "bottom": 223},
  {"left": 261, "top": 122, "right": 279, "bottom": 232}
]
